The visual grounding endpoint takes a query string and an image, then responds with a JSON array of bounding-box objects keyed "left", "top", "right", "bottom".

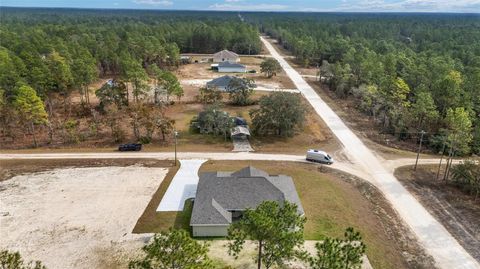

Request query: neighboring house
[
  {"left": 218, "top": 62, "right": 247, "bottom": 73},
  {"left": 190, "top": 166, "right": 304, "bottom": 237},
  {"left": 213, "top": 49, "right": 240, "bottom": 63},
  {"left": 206, "top": 75, "right": 235, "bottom": 91},
  {"left": 206, "top": 76, "right": 257, "bottom": 92}
]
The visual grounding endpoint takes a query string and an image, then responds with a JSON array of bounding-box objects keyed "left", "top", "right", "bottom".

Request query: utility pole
[
  {"left": 174, "top": 129, "right": 179, "bottom": 166},
  {"left": 443, "top": 134, "right": 457, "bottom": 181},
  {"left": 436, "top": 138, "right": 447, "bottom": 180},
  {"left": 414, "top": 130, "right": 426, "bottom": 171},
  {"left": 445, "top": 147, "right": 456, "bottom": 181}
]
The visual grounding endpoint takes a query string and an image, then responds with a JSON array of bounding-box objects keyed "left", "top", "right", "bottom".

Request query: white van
[{"left": 306, "top": 149, "right": 334, "bottom": 164}]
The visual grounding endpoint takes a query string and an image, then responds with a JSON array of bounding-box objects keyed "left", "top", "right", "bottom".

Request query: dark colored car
[{"left": 118, "top": 143, "right": 142, "bottom": 152}]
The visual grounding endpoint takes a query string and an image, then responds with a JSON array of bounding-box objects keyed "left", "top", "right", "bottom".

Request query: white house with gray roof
[
  {"left": 206, "top": 75, "right": 235, "bottom": 91},
  {"left": 190, "top": 166, "right": 304, "bottom": 237},
  {"left": 213, "top": 49, "right": 240, "bottom": 63},
  {"left": 206, "top": 75, "right": 256, "bottom": 91}
]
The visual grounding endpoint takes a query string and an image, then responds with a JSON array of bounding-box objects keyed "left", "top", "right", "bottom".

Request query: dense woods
[
  {"left": 0, "top": 8, "right": 261, "bottom": 147},
  {"left": 247, "top": 13, "right": 480, "bottom": 155},
  {"left": 1, "top": 8, "right": 479, "bottom": 155}
]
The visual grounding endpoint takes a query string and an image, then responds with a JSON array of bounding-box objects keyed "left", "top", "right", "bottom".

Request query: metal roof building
[{"left": 217, "top": 62, "right": 246, "bottom": 73}]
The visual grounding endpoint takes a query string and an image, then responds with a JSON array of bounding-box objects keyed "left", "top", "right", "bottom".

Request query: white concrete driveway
[
  {"left": 260, "top": 36, "right": 479, "bottom": 269},
  {"left": 156, "top": 159, "right": 206, "bottom": 211}
]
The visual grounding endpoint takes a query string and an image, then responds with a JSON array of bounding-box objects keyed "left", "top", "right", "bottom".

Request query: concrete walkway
[
  {"left": 232, "top": 137, "right": 254, "bottom": 152},
  {"left": 156, "top": 159, "right": 206, "bottom": 211},
  {"left": 260, "top": 36, "right": 479, "bottom": 269}
]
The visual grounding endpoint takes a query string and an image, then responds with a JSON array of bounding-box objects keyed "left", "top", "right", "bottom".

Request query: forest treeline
[
  {"left": 0, "top": 8, "right": 261, "bottom": 147},
  {"left": 247, "top": 13, "right": 480, "bottom": 155}
]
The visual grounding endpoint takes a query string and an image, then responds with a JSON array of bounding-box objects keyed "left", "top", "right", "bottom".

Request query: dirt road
[
  {"left": 0, "top": 151, "right": 453, "bottom": 186},
  {"left": 260, "top": 36, "right": 479, "bottom": 269},
  {"left": 0, "top": 152, "right": 369, "bottom": 180}
]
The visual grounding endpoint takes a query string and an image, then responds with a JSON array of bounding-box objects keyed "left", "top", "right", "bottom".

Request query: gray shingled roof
[
  {"left": 214, "top": 50, "right": 239, "bottom": 59},
  {"left": 190, "top": 166, "right": 304, "bottom": 226},
  {"left": 206, "top": 75, "right": 234, "bottom": 89}
]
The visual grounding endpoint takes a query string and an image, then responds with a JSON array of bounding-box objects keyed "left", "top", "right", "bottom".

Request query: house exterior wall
[
  {"left": 206, "top": 84, "right": 228, "bottom": 91},
  {"left": 218, "top": 67, "right": 246, "bottom": 73},
  {"left": 192, "top": 225, "right": 229, "bottom": 237},
  {"left": 213, "top": 55, "right": 239, "bottom": 63}
]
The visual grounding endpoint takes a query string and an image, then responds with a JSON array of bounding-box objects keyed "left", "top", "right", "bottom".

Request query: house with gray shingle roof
[
  {"left": 190, "top": 166, "right": 304, "bottom": 237},
  {"left": 206, "top": 75, "right": 235, "bottom": 91},
  {"left": 206, "top": 75, "right": 256, "bottom": 91},
  {"left": 213, "top": 49, "right": 240, "bottom": 63}
]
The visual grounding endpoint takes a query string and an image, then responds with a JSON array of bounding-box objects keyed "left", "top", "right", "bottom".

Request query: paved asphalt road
[{"left": 260, "top": 36, "right": 479, "bottom": 269}]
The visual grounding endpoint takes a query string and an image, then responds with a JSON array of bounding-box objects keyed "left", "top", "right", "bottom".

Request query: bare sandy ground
[
  {"left": 0, "top": 166, "right": 167, "bottom": 269},
  {"left": 181, "top": 79, "right": 298, "bottom": 92},
  {"left": 208, "top": 240, "right": 372, "bottom": 269}
]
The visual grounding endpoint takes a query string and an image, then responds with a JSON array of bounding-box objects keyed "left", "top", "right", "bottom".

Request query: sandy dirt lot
[
  {"left": 0, "top": 166, "right": 168, "bottom": 269},
  {"left": 208, "top": 240, "right": 372, "bottom": 269},
  {"left": 176, "top": 56, "right": 295, "bottom": 92}
]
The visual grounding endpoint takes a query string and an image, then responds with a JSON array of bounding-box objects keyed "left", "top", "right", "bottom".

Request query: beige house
[
  {"left": 190, "top": 167, "right": 304, "bottom": 237},
  {"left": 213, "top": 49, "right": 240, "bottom": 63}
]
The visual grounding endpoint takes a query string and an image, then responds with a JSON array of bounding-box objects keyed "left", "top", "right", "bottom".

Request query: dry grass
[
  {"left": 0, "top": 158, "right": 172, "bottom": 181},
  {"left": 395, "top": 165, "right": 480, "bottom": 261},
  {"left": 0, "top": 97, "right": 338, "bottom": 154},
  {"left": 161, "top": 91, "right": 339, "bottom": 154},
  {"left": 176, "top": 56, "right": 295, "bottom": 90}
]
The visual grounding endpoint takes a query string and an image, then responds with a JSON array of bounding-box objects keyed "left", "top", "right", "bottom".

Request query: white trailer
[{"left": 306, "top": 149, "right": 334, "bottom": 164}]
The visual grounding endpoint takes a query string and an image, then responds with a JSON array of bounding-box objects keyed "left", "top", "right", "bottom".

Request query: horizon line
[{"left": 1, "top": 6, "right": 479, "bottom": 14}]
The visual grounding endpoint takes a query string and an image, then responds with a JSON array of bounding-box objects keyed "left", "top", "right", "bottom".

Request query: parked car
[
  {"left": 118, "top": 143, "right": 142, "bottom": 152},
  {"left": 306, "top": 149, "right": 334, "bottom": 164}
]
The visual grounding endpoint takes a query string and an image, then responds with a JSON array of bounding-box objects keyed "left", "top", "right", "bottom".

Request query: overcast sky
[{"left": 2, "top": 0, "right": 480, "bottom": 13}]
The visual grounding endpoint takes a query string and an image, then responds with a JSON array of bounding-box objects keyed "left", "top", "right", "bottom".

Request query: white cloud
[
  {"left": 225, "top": 0, "right": 244, "bottom": 2},
  {"left": 209, "top": 3, "right": 288, "bottom": 11},
  {"left": 133, "top": 0, "right": 173, "bottom": 6}
]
